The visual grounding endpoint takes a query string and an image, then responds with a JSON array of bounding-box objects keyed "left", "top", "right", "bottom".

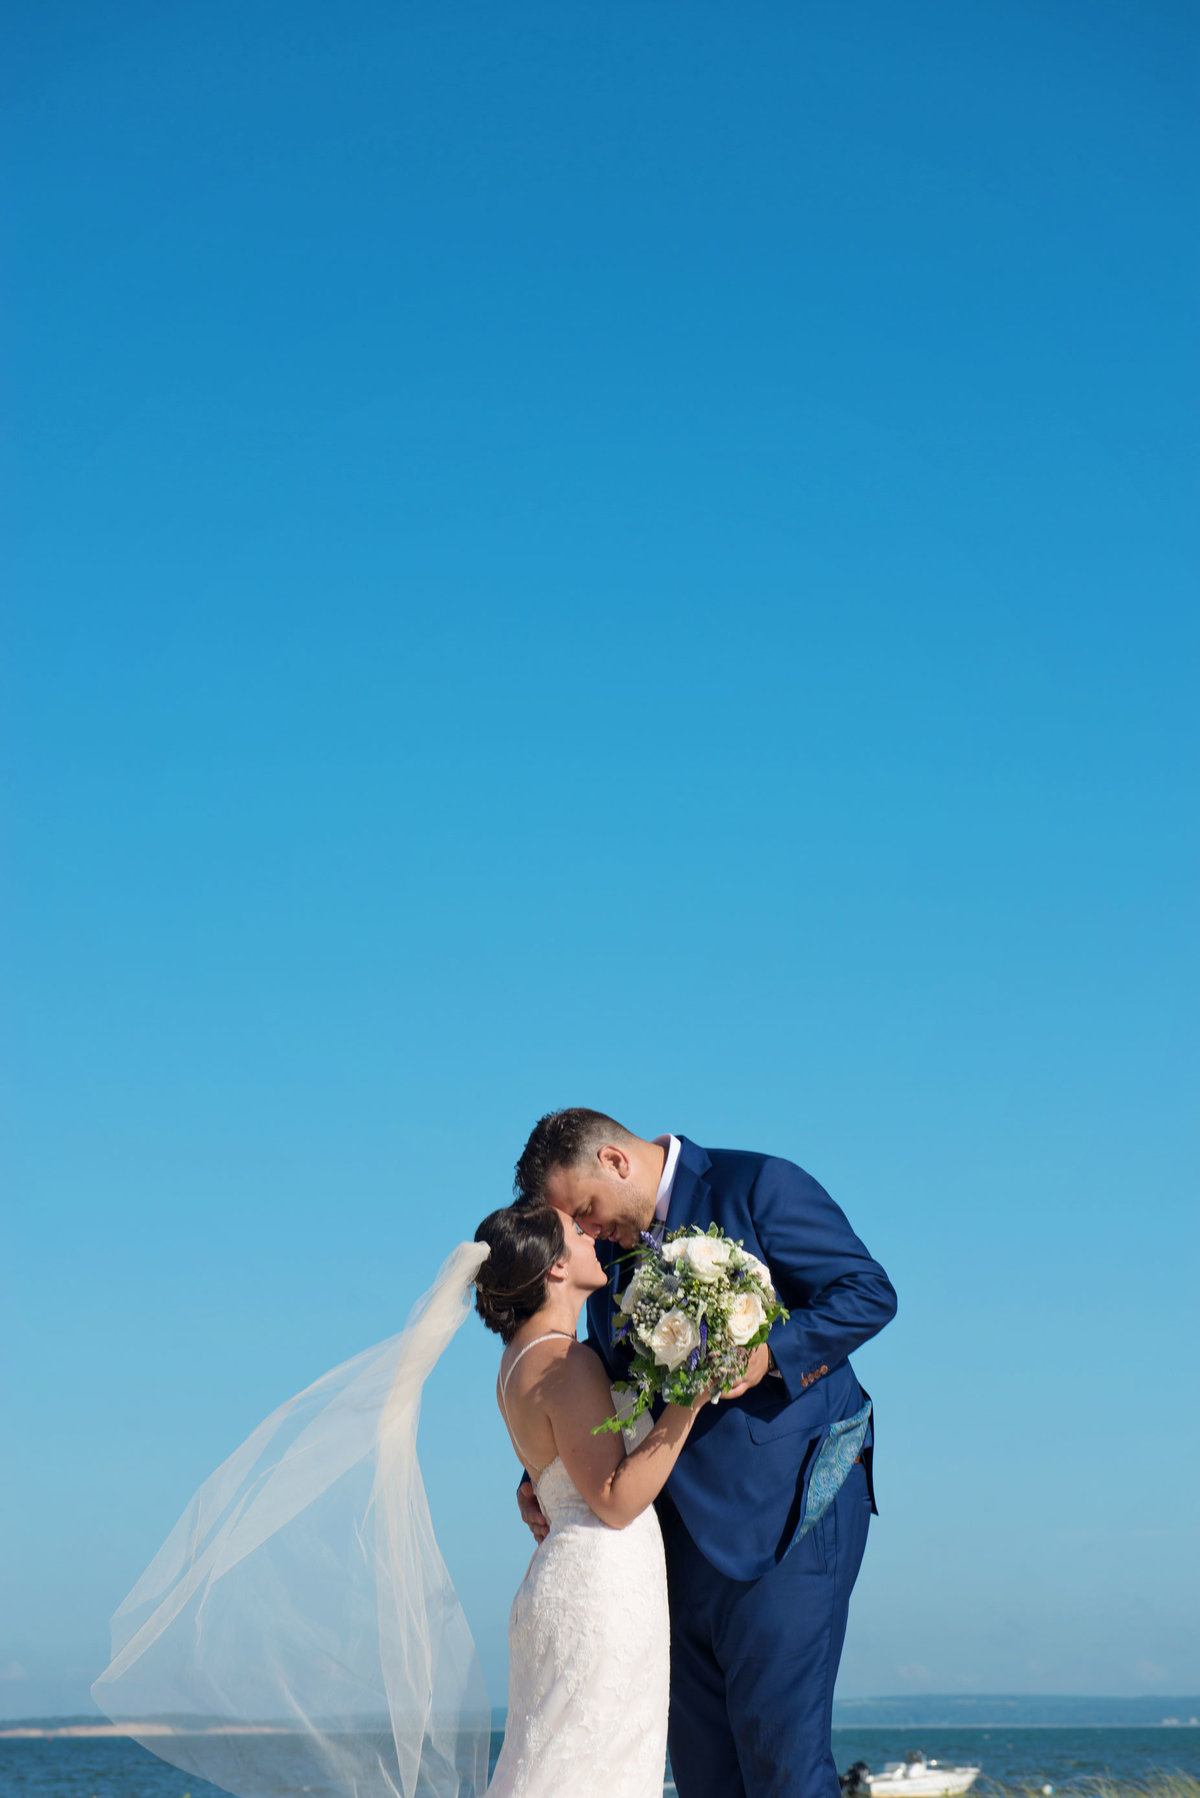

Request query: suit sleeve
[{"left": 749, "top": 1157, "right": 897, "bottom": 1401}]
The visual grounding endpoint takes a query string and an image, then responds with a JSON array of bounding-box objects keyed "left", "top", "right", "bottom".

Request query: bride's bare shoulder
[
  {"left": 500, "top": 1331, "right": 573, "bottom": 1386},
  {"left": 540, "top": 1338, "right": 612, "bottom": 1400},
  {"left": 502, "top": 1334, "right": 606, "bottom": 1397}
]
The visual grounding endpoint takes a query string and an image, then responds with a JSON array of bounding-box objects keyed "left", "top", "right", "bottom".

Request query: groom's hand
[
  {"left": 720, "top": 1342, "right": 770, "bottom": 1400},
  {"left": 517, "top": 1479, "right": 550, "bottom": 1545}
]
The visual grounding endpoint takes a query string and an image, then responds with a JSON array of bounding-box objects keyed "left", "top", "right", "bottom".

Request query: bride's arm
[{"left": 537, "top": 1342, "right": 704, "bottom": 1530}]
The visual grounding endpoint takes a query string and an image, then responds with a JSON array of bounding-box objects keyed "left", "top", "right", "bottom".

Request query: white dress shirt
[{"left": 652, "top": 1134, "right": 682, "bottom": 1225}]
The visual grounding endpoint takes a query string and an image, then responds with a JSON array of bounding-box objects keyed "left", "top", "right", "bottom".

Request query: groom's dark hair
[{"left": 514, "top": 1108, "right": 635, "bottom": 1205}]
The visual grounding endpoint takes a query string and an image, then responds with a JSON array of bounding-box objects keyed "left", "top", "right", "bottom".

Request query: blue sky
[{"left": 3, "top": 0, "right": 1197, "bottom": 1717}]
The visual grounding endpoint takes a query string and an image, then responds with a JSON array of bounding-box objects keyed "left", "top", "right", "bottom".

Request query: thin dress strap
[{"left": 499, "top": 1332, "right": 575, "bottom": 1476}]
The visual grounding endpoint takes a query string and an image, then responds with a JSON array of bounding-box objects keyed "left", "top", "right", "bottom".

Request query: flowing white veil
[{"left": 92, "top": 1241, "right": 494, "bottom": 1798}]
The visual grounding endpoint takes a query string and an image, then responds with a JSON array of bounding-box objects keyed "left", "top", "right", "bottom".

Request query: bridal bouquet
[{"left": 596, "top": 1224, "right": 789, "bottom": 1434}]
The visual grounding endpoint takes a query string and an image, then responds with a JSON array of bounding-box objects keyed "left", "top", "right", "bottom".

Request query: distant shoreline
[
  {"left": 0, "top": 1724, "right": 294, "bottom": 1739},
  {"left": 5, "top": 1699, "right": 1199, "bottom": 1740}
]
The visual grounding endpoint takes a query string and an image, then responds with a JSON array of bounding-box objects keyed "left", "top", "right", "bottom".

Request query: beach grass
[{"left": 986, "top": 1778, "right": 1200, "bottom": 1798}]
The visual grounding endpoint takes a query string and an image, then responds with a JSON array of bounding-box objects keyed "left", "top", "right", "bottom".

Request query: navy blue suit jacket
[{"left": 586, "top": 1137, "right": 897, "bottom": 1582}]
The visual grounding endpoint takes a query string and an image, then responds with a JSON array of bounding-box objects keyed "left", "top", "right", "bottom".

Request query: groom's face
[{"left": 543, "top": 1150, "right": 656, "bottom": 1250}]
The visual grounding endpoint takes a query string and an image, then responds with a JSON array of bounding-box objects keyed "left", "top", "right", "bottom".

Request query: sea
[{"left": 2, "top": 1725, "right": 1198, "bottom": 1798}]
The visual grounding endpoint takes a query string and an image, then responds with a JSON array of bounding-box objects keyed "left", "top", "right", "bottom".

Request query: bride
[
  {"left": 473, "top": 1203, "right": 706, "bottom": 1797},
  {"left": 92, "top": 1205, "right": 706, "bottom": 1798}
]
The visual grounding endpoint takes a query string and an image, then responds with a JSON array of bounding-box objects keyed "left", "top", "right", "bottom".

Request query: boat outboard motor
[{"left": 841, "top": 1762, "right": 872, "bottom": 1792}]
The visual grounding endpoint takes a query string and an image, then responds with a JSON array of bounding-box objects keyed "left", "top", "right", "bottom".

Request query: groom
[{"left": 514, "top": 1109, "right": 897, "bottom": 1798}]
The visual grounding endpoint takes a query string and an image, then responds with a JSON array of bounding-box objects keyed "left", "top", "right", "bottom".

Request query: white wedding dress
[
  {"left": 487, "top": 1335, "right": 670, "bottom": 1798},
  {"left": 90, "top": 1246, "right": 670, "bottom": 1798}
]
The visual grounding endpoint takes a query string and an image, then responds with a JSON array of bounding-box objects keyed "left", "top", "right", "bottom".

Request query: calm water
[
  {"left": 1, "top": 1728, "right": 1197, "bottom": 1797},
  {"left": 831, "top": 1729, "right": 1200, "bottom": 1788}
]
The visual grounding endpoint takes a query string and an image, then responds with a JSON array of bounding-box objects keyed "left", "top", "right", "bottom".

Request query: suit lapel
[
  {"left": 663, "top": 1136, "right": 714, "bottom": 1234},
  {"left": 589, "top": 1240, "right": 622, "bottom": 1373},
  {"left": 588, "top": 1139, "right": 714, "bottom": 1369}
]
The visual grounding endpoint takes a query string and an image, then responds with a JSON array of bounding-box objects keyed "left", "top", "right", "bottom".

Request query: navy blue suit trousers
[{"left": 661, "top": 1460, "right": 872, "bottom": 1798}]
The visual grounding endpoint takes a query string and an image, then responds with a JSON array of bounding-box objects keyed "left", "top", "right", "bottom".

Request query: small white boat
[{"left": 842, "top": 1752, "right": 981, "bottom": 1798}]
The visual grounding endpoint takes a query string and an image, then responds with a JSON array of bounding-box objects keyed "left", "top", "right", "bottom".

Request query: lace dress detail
[{"left": 487, "top": 1337, "right": 670, "bottom": 1798}]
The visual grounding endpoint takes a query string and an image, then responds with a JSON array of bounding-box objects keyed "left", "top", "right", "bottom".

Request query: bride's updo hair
[{"left": 473, "top": 1205, "right": 565, "bottom": 1344}]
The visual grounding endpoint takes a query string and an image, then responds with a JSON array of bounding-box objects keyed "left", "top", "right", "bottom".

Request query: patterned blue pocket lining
[{"left": 787, "top": 1398, "right": 872, "bottom": 1548}]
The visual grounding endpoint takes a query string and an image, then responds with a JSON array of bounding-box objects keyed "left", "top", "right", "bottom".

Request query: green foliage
[{"left": 993, "top": 1782, "right": 1200, "bottom": 1798}]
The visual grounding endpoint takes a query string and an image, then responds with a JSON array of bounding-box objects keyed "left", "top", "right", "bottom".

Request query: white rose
[
  {"left": 727, "top": 1291, "right": 767, "bottom": 1346},
  {"left": 661, "top": 1239, "right": 688, "bottom": 1263},
  {"left": 681, "top": 1236, "right": 732, "bottom": 1283},
  {"left": 648, "top": 1308, "right": 701, "bottom": 1372},
  {"left": 738, "top": 1251, "right": 776, "bottom": 1299}
]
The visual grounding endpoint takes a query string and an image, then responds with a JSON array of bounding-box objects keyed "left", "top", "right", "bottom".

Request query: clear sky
[{"left": 3, "top": 0, "right": 1197, "bottom": 1719}]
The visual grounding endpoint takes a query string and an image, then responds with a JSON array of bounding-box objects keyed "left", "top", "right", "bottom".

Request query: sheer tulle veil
[{"left": 91, "top": 1240, "right": 494, "bottom": 1798}]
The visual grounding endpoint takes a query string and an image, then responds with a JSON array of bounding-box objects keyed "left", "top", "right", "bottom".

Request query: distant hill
[
  {"left": 7, "top": 1696, "right": 1200, "bottom": 1734},
  {"left": 832, "top": 1697, "right": 1200, "bottom": 1728}
]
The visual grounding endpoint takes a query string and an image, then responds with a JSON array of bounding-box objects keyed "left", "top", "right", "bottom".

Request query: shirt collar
[{"left": 652, "top": 1134, "right": 682, "bottom": 1223}]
